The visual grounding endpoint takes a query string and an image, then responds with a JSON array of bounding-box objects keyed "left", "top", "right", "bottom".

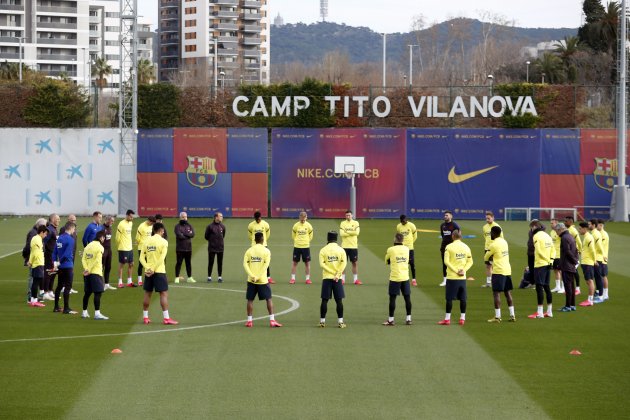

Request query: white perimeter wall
[{"left": 0, "top": 129, "right": 120, "bottom": 216}]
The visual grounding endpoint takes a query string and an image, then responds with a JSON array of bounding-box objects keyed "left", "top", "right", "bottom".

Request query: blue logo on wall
[
  {"left": 35, "top": 139, "right": 53, "bottom": 154},
  {"left": 36, "top": 190, "right": 52, "bottom": 204},
  {"left": 98, "top": 191, "right": 115, "bottom": 205},
  {"left": 98, "top": 139, "right": 115, "bottom": 154},
  {"left": 4, "top": 164, "right": 21, "bottom": 179},
  {"left": 66, "top": 165, "right": 84, "bottom": 179}
]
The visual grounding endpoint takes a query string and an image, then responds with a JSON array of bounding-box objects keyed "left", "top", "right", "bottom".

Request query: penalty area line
[{"left": 0, "top": 286, "right": 300, "bottom": 344}]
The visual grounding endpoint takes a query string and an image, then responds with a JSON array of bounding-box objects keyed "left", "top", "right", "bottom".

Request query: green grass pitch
[{"left": 0, "top": 216, "right": 629, "bottom": 419}]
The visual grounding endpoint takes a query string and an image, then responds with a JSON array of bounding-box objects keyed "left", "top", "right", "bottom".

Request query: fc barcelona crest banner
[{"left": 186, "top": 156, "right": 218, "bottom": 189}]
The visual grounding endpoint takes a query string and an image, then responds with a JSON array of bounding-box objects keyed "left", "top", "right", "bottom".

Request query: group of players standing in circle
[{"left": 23, "top": 207, "right": 611, "bottom": 328}]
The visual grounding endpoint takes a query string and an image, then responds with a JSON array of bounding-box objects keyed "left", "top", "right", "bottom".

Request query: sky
[{"left": 139, "top": 0, "right": 584, "bottom": 32}]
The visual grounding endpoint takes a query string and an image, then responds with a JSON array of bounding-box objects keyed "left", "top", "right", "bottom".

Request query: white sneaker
[
  {"left": 105, "top": 284, "right": 117, "bottom": 290},
  {"left": 43, "top": 292, "right": 54, "bottom": 301},
  {"left": 556, "top": 289, "right": 565, "bottom": 294},
  {"left": 82, "top": 312, "right": 90, "bottom": 319},
  {"left": 70, "top": 288, "right": 78, "bottom": 294},
  {"left": 439, "top": 280, "right": 446, "bottom": 287},
  {"left": 550, "top": 287, "right": 559, "bottom": 292},
  {"left": 94, "top": 313, "right": 109, "bottom": 320}
]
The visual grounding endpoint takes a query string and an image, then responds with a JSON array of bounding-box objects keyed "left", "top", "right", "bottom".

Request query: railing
[
  {"left": 212, "top": 10, "right": 238, "bottom": 18},
  {"left": 241, "top": 36, "right": 261, "bottom": 45},
  {"left": 0, "top": 4, "right": 25, "bottom": 11},
  {"left": 0, "top": 52, "right": 20, "bottom": 59},
  {"left": 37, "top": 38, "right": 77, "bottom": 45},
  {"left": 218, "top": 35, "right": 238, "bottom": 43},
  {"left": 39, "top": 69, "right": 77, "bottom": 77},
  {"left": 241, "top": 13, "right": 262, "bottom": 20},
  {"left": 242, "top": 0, "right": 262, "bottom": 8},
  {"left": 37, "top": 22, "right": 77, "bottom": 29},
  {"left": 213, "top": 23, "right": 238, "bottom": 31},
  {"left": 37, "top": 53, "right": 77, "bottom": 61},
  {"left": 37, "top": 6, "right": 77, "bottom": 14},
  {"left": 241, "top": 25, "right": 261, "bottom": 33}
]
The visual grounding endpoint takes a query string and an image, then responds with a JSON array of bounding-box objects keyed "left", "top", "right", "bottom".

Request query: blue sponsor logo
[
  {"left": 98, "top": 191, "right": 115, "bottom": 205},
  {"left": 4, "top": 164, "right": 20, "bottom": 179},
  {"left": 35, "top": 139, "right": 53, "bottom": 153},
  {"left": 36, "top": 190, "right": 52, "bottom": 204},
  {"left": 66, "top": 165, "right": 84, "bottom": 179},
  {"left": 98, "top": 139, "right": 115, "bottom": 154}
]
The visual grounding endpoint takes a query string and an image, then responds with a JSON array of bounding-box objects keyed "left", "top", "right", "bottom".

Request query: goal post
[{"left": 504, "top": 207, "right": 577, "bottom": 221}]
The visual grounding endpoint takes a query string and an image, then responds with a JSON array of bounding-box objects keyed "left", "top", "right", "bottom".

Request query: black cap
[
  {"left": 327, "top": 231, "right": 338, "bottom": 242},
  {"left": 126, "top": 209, "right": 135, "bottom": 216}
]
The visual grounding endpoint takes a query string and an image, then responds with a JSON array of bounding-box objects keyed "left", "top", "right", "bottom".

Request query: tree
[
  {"left": 535, "top": 53, "right": 564, "bottom": 84},
  {"left": 137, "top": 58, "right": 156, "bottom": 85},
  {"left": 137, "top": 83, "right": 181, "bottom": 128},
  {"left": 23, "top": 79, "right": 90, "bottom": 127},
  {"left": 92, "top": 57, "right": 112, "bottom": 92},
  {"left": 554, "top": 36, "right": 581, "bottom": 82}
]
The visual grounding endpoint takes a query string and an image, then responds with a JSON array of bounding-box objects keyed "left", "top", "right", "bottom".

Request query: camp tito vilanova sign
[{"left": 232, "top": 95, "right": 538, "bottom": 118}]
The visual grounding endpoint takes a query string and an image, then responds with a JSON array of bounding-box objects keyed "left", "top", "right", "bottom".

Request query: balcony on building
[
  {"left": 37, "top": 53, "right": 77, "bottom": 61},
  {"left": 0, "top": 3, "right": 25, "bottom": 12},
  {"left": 212, "top": 22, "right": 238, "bottom": 31},
  {"left": 39, "top": 69, "right": 77, "bottom": 77},
  {"left": 160, "top": 0, "right": 179, "bottom": 7},
  {"left": 213, "top": 0, "right": 238, "bottom": 6},
  {"left": 242, "top": 49, "right": 259, "bottom": 58},
  {"left": 240, "top": 12, "right": 262, "bottom": 21},
  {"left": 217, "top": 47, "right": 238, "bottom": 56},
  {"left": 212, "top": 10, "right": 238, "bottom": 19},
  {"left": 217, "top": 35, "right": 238, "bottom": 43},
  {"left": 89, "top": 15, "right": 100, "bottom": 24},
  {"left": 0, "top": 51, "right": 20, "bottom": 59},
  {"left": 37, "top": 35, "right": 77, "bottom": 45},
  {"left": 161, "top": 36, "right": 179, "bottom": 45},
  {"left": 217, "top": 60, "right": 238, "bottom": 69},
  {"left": 37, "top": 5, "right": 78, "bottom": 15},
  {"left": 241, "top": 24, "right": 261, "bottom": 33},
  {"left": 242, "top": 0, "right": 262, "bottom": 8},
  {"left": 37, "top": 21, "right": 78, "bottom": 30},
  {"left": 241, "top": 35, "right": 261, "bottom": 45},
  {"left": 0, "top": 36, "right": 21, "bottom": 43}
]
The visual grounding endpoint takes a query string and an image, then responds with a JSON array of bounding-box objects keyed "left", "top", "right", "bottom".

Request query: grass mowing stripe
[{"left": 65, "top": 220, "right": 548, "bottom": 420}]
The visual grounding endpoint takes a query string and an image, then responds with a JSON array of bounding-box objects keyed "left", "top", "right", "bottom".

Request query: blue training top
[
  {"left": 53, "top": 233, "right": 75, "bottom": 268},
  {"left": 82, "top": 222, "right": 103, "bottom": 247}
]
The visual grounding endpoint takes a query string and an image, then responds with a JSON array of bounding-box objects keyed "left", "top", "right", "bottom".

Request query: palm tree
[
  {"left": 91, "top": 57, "right": 112, "bottom": 92},
  {"left": 554, "top": 36, "right": 581, "bottom": 82},
  {"left": 535, "top": 53, "right": 564, "bottom": 84},
  {"left": 136, "top": 59, "right": 156, "bottom": 85}
]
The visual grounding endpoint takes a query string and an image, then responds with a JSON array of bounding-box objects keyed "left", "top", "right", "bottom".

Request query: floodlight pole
[{"left": 612, "top": 0, "right": 629, "bottom": 221}]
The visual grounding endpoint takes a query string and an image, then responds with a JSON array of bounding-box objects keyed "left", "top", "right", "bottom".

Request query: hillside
[{"left": 270, "top": 19, "right": 577, "bottom": 64}]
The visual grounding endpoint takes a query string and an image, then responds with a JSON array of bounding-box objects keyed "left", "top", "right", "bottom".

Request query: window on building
[
  {"left": 105, "top": 12, "right": 119, "bottom": 18},
  {"left": 185, "top": 32, "right": 197, "bottom": 40},
  {"left": 185, "top": 45, "right": 197, "bottom": 52},
  {"left": 105, "top": 26, "right": 120, "bottom": 32},
  {"left": 184, "top": 19, "right": 196, "bottom": 27},
  {"left": 185, "top": 7, "right": 196, "bottom": 14}
]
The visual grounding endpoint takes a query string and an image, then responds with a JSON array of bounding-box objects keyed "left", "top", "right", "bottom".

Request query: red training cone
[
  {"left": 111, "top": 348, "right": 123, "bottom": 354},
  {"left": 569, "top": 349, "right": 582, "bottom": 355}
]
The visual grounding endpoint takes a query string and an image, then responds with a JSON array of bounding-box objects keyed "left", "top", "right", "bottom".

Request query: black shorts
[
  {"left": 600, "top": 263, "right": 608, "bottom": 276},
  {"left": 445, "top": 279, "right": 467, "bottom": 301},
  {"left": 58, "top": 267, "right": 74, "bottom": 289},
  {"left": 84, "top": 274, "right": 104, "bottom": 293},
  {"left": 534, "top": 266, "right": 550, "bottom": 286},
  {"left": 491, "top": 274, "right": 513, "bottom": 292},
  {"left": 581, "top": 264, "right": 594, "bottom": 280},
  {"left": 388, "top": 280, "right": 411, "bottom": 296},
  {"left": 552, "top": 259, "right": 560, "bottom": 270},
  {"left": 485, "top": 252, "right": 493, "bottom": 266},
  {"left": 408, "top": 250, "right": 415, "bottom": 265},
  {"left": 32, "top": 265, "right": 44, "bottom": 279},
  {"left": 143, "top": 273, "right": 168, "bottom": 292},
  {"left": 293, "top": 248, "right": 311, "bottom": 263},
  {"left": 344, "top": 248, "right": 358, "bottom": 263},
  {"left": 594, "top": 262, "right": 603, "bottom": 281},
  {"left": 118, "top": 250, "right": 133, "bottom": 264},
  {"left": 321, "top": 279, "right": 345, "bottom": 300},
  {"left": 246, "top": 282, "right": 272, "bottom": 301}
]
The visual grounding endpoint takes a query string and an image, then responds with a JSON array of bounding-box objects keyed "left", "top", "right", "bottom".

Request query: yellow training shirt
[
  {"left": 340, "top": 219, "right": 360, "bottom": 249},
  {"left": 29, "top": 235, "right": 44, "bottom": 269},
  {"left": 292, "top": 221, "right": 313, "bottom": 248},
  {"left": 82, "top": 241, "right": 104, "bottom": 276},
  {"left": 136, "top": 221, "right": 153, "bottom": 249},
  {"left": 243, "top": 244, "right": 271, "bottom": 284},
  {"left": 581, "top": 232, "right": 595, "bottom": 266},
  {"left": 482, "top": 222, "right": 502, "bottom": 250},
  {"left": 484, "top": 237, "right": 511, "bottom": 276},
  {"left": 444, "top": 239, "right": 473, "bottom": 280},
  {"left": 590, "top": 228, "right": 603, "bottom": 262},
  {"left": 139, "top": 234, "right": 168, "bottom": 274},
  {"left": 396, "top": 222, "right": 417, "bottom": 250},
  {"left": 319, "top": 242, "right": 347, "bottom": 280},
  {"left": 568, "top": 225, "right": 582, "bottom": 253},
  {"left": 248, "top": 220, "right": 270, "bottom": 246},
  {"left": 116, "top": 219, "right": 133, "bottom": 252},
  {"left": 600, "top": 229, "right": 609, "bottom": 263},
  {"left": 533, "top": 230, "right": 555, "bottom": 267},
  {"left": 550, "top": 229, "right": 561, "bottom": 258},
  {"left": 385, "top": 244, "right": 410, "bottom": 282}
]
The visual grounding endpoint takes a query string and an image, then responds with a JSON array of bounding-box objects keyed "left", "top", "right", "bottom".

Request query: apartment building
[
  {"left": 158, "top": 0, "right": 269, "bottom": 86},
  {"left": 0, "top": 0, "right": 153, "bottom": 90}
]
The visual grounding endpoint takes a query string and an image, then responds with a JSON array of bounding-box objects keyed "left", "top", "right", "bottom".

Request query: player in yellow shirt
[
  {"left": 578, "top": 222, "right": 597, "bottom": 306},
  {"left": 139, "top": 223, "right": 178, "bottom": 325},
  {"left": 482, "top": 211, "right": 502, "bottom": 288},
  {"left": 135, "top": 215, "right": 156, "bottom": 287},
  {"left": 588, "top": 219, "right": 605, "bottom": 302},
  {"left": 382, "top": 233, "right": 412, "bottom": 326},
  {"left": 564, "top": 216, "right": 583, "bottom": 295},
  {"left": 396, "top": 215, "right": 418, "bottom": 286},
  {"left": 596, "top": 219, "right": 610, "bottom": 301},
  {"left": 81, "top": 231, "right": 108, "bottom": 320},
  {"left": 484, "top": 226, "right": 515, "bottom": 322},
  {"left": 289, "top": 211, "right": 314, "bottom": 284},
  {"left": 528, "top": 220, "right": 556, "bottom": 319},
  {"left": 248, "top": 211, "right": 273, "bottom": 283},
  {"left": 318, "top": 231, "right": 348, "bottom": 328},
  {"left": 549, "top": 219, "right": 565, "bottom": 294},
  {"left": 116, "top": 209, "right": 135, "bottom": 288},
  {"left": 27, "top": 225, "right": 49, "bottom": 307},
  {"left": 340, "top": 210, "right": 361, "bottom": 285},
  {"left": 244, "top": 232, "right": 282, "bottom": 328},
  {"left": 439, "top": 230, "right": 473, "bottom": 326}
]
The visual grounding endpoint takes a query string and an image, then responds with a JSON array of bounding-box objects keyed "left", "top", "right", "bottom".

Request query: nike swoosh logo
[{"left": 448, "top": 165, "right": 499, "bottom": 183}]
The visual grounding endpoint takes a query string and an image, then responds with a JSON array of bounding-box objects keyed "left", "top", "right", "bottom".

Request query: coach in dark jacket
[
  {"left": 174, "top": 212, "right": 195, "bottom": 282},
  {"left": 205, "top": 213, "right": 226, "bottom": 282},
  {"left": 525, "top": 220, "right": 545, "bottom": 286},
  {"left": 23, "top": 218, "right": 47, "bottom": 302},
  {"left": 555, "top": 223, "right": 579, "bottom": 311}
]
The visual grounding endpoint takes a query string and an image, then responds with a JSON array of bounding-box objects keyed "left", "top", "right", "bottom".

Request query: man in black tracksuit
[
  {"left": 205, "top": 213, "right": 226, "bottom": 283},
  {"left": 102, "top": 215, "right": 115, "bottom": 290},
  {"left": 555, "top": 223, "right": 579, "bottom": 311},
  {"left": 174, "top": 212, "right": 195, "bottom": 283},
  {"left": 43, "top": 214, "right": 60, "bottom": 299},
  {"left": 526, "top": 220, "right": 545, "bottom": 287}
]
